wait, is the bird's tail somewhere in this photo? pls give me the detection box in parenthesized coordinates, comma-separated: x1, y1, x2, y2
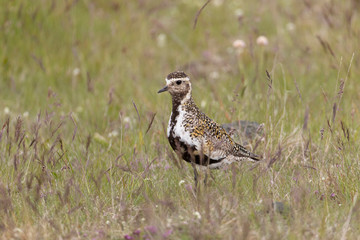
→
(234, 143, 261, 162)
(248, 152, 261, 162)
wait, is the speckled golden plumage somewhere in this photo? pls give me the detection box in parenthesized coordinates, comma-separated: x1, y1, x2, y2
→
(158, 71, 260, 169)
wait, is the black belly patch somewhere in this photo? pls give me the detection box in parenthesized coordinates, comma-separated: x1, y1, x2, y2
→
(168, 134, 224, 166)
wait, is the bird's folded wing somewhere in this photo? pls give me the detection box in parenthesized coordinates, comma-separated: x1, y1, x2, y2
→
(206, 149, 227, 161)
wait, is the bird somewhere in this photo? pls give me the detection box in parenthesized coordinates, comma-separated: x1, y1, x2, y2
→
(158, 71, 260, 172)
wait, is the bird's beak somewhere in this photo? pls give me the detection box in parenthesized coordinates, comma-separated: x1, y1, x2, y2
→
(157, 85, 168, 93)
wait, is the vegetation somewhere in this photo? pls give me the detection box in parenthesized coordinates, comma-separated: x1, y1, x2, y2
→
(1, 0, 359, 239)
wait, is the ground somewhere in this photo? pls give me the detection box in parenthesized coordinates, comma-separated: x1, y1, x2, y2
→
(0, 0, 360, 239)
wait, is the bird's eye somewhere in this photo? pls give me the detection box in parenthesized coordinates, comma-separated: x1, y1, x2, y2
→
(176, 80, 182, 85)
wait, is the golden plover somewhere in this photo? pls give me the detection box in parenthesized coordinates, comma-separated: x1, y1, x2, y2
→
(158, 71, 260, 170)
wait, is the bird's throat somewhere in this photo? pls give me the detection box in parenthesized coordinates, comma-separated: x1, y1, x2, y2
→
(171, 91, 191, 109)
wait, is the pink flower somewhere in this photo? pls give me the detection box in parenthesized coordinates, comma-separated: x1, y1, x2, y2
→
(145, 225, 157, 234)
(163, 229, 173, 238)
(124, 234, 133, 240)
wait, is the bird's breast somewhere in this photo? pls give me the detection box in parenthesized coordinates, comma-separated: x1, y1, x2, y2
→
(174, 109, 199, 146)
(167, 106, 200, 149)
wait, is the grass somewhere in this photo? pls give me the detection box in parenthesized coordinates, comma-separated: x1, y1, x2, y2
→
(1, 0, 360, 239)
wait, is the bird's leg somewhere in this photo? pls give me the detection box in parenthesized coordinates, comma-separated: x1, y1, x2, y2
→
(192, 162, 199, 189)
(204, 168, 208, 186)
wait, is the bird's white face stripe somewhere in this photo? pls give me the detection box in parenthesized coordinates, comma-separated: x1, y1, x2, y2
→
(165, 77, 190, 84)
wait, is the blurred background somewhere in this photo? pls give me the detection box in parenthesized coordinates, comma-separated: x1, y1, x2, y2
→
(2, 0, 358, 129)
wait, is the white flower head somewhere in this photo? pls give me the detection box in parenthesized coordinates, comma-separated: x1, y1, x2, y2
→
(200, 100, 207, 108)
(157, 33, 167, 48)
(193, 211, 201, 220)
(213, 0, 224, 7)
(256, 36, 269, 46)
(179, 180, 185, 186)
(123, 117, 131, 123)
(4, 107, 10, 115)
(73, 68, 80, 76)
(286, 22, 295, 31)
(166, 218, 172, 227)
(233, 39, 246, 49)
(234, 9, 244, 18)
(76, 106, 83, 113)
(209, 71, 219, 80)
(108, 130, 119, 138)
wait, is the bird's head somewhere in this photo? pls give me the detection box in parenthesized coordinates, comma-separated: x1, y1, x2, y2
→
(158, 71, 192, 102)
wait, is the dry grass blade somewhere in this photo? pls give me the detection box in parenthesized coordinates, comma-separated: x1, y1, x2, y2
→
(340, 193, 358, 240)
(5, 117, 10, 139)
(25, 196, 39, 215)
(51, 121, 64, 138)
(316, 35, 335, 57)
(69, 113, 77, 142)
(336, 53, 355, 116)
(85, 134, 91, 157)
(87, 71, 93, 92)
(293, 78, 302, 101)
(267, 145, 282, 168)
(14, 116, 23, 143)
(320, 128, 324, 140)
(132, 100, 141, 122)
(31, 54, 46, 72)
(145, 112, 156, 135)
(332, 102, 337, 123)
(266, 70, 272, 89)
(327, 119, 333, 134)
(0, 184, 12, 213)
(0, 122, 6, 142)
(302, 165, 317, 170)
(29, 139, 36, 148)
(193, 0, 211, 29)
(108, 87, 114, 105)
(340, 121, 350, 141)
(338, 79, 345, 98)
(141, 157, 157, 179)
(303, 106, 309, 131)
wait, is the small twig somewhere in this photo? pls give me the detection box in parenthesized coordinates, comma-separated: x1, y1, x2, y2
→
(193, 0, 211, 29)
